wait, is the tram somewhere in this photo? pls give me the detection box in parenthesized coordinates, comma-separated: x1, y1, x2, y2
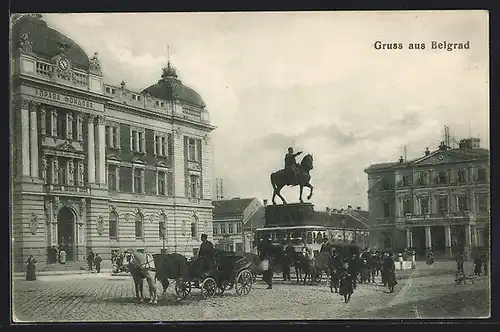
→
(254, 225, 362, 258)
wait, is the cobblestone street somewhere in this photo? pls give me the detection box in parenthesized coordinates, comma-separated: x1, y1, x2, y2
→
(12, 262, 490, 322)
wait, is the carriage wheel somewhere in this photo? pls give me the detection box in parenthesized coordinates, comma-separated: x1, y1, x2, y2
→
(216, 283, 227, 295)
(315, 270, 322, 283)
(175, 279, 191, 299)
(235, 270, 253, 296)
(201, 278, 217, 299)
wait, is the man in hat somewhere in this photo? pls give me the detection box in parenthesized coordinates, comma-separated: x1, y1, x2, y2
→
(198, 234, 214, 274)
(284, 147, 302, 184)
(320, 237, 333, 257)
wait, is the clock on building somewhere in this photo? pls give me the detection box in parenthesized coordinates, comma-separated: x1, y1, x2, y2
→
(58, 58, 69, 71)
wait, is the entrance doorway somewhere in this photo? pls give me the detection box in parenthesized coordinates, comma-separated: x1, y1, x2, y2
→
(412, 227, 426, 258)
(57, 207, 75, 261)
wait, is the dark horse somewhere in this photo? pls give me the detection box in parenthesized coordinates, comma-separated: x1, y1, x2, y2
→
(270, 154, 314, 205)
(152, 253, 190, 299)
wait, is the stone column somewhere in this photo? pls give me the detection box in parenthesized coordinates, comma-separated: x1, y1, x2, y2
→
(155, 170, 159, 195)
(464, 224, 472, 260)
(40, 106, 46, 136)
(77, 160, 84, 186)
(41, 156, 47, 184)
(20, 100, 31, 177)
(115, 167, 120, 191)
(135, 131, 140, 151)
(67, 159, 75, 186)
(87, 114, 96, 184)
(29, 102, 39, 178)
(51, 158, 59, 184)
(140, 132, 146, 153)
(76, 113, 83, 141)
(51, 108, 58, 137)
(470, 189, 476, 213)
(471, 225, 478, 248)
(131, 166, 135, 192)
(96, 116, 106, 184)
(140, 169, 145, 193)
(444, 225, 452, 257)
(406, 227, 412, 249)
(425, 226, 432, 256)
(66, 112, 73, 139)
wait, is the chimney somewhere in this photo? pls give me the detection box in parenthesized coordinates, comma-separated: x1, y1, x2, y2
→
(399, 156, 404, 163)
(326, 207, 331, 215)
(347, 205, 352, 211)
(438, 141, 448, 151)
(357, 206, 361, 210)
(425, 147, 430, 156)
(332, 208, 338, 213)
(263, 199, 268, 206)
(340, 208, 344, 213)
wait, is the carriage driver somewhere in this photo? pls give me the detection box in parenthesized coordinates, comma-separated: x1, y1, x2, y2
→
(285, 147, 302, 184)
(198, 234, 214, 274)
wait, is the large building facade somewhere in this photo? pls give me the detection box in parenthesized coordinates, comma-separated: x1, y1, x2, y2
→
(365, 138, 490, 259)
(10, 15, 216, 271)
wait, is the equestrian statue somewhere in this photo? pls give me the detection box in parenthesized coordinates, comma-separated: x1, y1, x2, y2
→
(270, 147, 314, 205)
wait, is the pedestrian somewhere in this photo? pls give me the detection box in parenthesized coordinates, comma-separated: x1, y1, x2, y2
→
(87, 250, 94, 271)
(481, 254, 488, 276)
(348, 254, 358, 289)
(338, 269, 354, 303)
(59, 247, 67, 264)
(94, 254, 102, 273)
(456, 252, 464, 273)
(26, 255, 36, 281)
(473, 255, 482, 276)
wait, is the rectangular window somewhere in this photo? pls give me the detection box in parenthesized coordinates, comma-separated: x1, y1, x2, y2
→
(213, 223, 218, 235)
(402, 175, 409, 187)
(106, 87, 111, 93)
(191, 222, 197, 238)
(457, 169, 466, 183)
(105, 127, 110, 148)
(457, 196, 468, 212)
(108, 166, 117, 191)
(188, 138, 197, 161)
(131, 130, 137, 151)
(478, 194, 488, 212)
(134, 169, 142, 193)
(220, 224, 226, 234)
(438, 196, 448, 215)
(189, 174, 200, 198)
(112, 127, 119, 148)
(156, 101, 160, 107)
(111, 88, 116, 94)
(236, 222, 242, 234)
(139, 132, 145, 152)
(478, 168, 487, 182)
(383, 202, 390, 217)
(402, 199, 412, 215)
(58, 159, 67, 185)
(57, 112, 66, 139)
(420, 197, 429, 215)
(157, 171, 166, 196)
(438, 171, 447, 184)
(166, 172, 173, 196)
(235, 243, 243, 253)
(228, 223, 234, 234)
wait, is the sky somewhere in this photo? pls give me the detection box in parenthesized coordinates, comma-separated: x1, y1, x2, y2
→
(41, 11, 489, 210)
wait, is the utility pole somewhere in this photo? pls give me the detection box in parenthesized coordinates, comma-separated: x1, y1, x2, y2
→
(403, 145, 407, 161)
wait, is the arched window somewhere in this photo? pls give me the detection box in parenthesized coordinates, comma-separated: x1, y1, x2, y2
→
(135, 213, 143, 239)
(191, 221, 197, 238)
(159, 214, 166, 239)
(109, 212, 118, 240)
(191, 214, 198, 238)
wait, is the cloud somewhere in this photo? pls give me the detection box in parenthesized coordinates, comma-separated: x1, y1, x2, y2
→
(40, 12, 489, 210)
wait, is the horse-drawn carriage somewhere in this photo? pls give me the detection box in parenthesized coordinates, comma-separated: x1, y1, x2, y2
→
(169, 250, 254, 299)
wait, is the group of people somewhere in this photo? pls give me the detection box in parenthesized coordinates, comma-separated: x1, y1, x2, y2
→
(86, 250, 103, 273)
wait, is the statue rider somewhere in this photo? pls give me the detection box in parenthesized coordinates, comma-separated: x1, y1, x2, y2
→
(285, 147, 302, 184)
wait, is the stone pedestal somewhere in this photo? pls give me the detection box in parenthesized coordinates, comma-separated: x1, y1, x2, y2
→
(264, 203, 315, 227)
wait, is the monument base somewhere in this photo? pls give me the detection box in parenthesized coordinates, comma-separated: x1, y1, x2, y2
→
(265, 203, 315, 227)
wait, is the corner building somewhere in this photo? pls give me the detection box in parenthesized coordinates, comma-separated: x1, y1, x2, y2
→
(11, 15, 216, 271)
(365, 139, 490, 260)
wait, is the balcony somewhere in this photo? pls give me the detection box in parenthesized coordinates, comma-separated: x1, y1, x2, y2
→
(397, 211, 476, 225)
(33, 60, 89, 90)
(44, 184, 90, 195)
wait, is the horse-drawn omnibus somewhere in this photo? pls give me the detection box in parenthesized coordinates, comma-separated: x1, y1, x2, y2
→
(254, 225, 362, 258)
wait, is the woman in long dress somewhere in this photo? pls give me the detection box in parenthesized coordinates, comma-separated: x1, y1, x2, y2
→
(26, 255, 36, 281)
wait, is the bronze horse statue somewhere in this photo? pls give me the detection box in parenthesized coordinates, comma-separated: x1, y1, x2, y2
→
(270, 153, 314, 205)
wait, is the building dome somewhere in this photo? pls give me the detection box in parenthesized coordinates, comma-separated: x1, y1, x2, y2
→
(142, 62, 205, 108)
(11, 14, 90, 70)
